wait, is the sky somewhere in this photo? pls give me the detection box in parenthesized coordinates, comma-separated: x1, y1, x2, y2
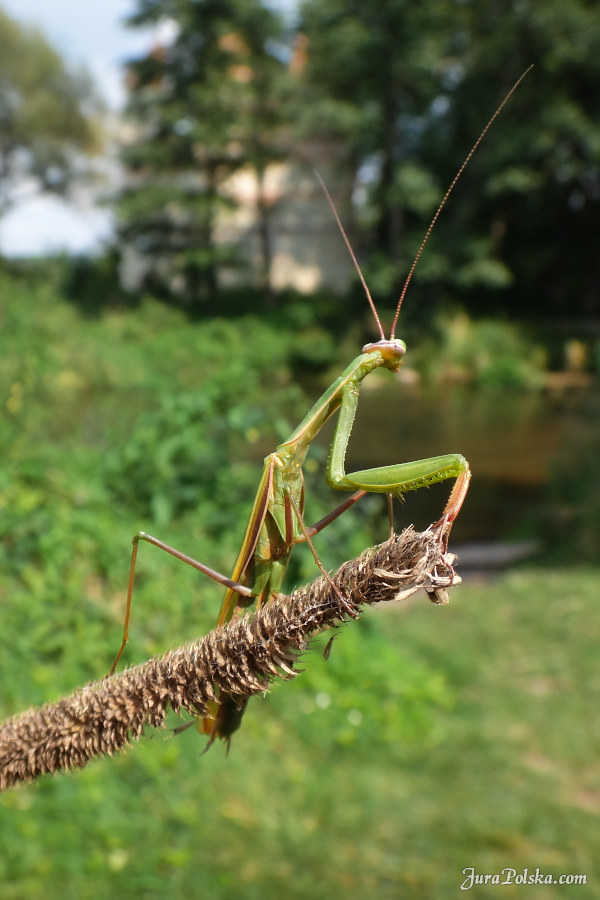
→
(0, 0, 154, 256)
(0, 0, 297, 257)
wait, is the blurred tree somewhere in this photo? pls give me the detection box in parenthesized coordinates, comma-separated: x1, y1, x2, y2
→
(296, 0, 453, 304)
(443, 0, 600, 320)
(297, 0, 600, 322)
(120, 0, 290, 308)
(0, 6, 101, 215)
(117, 0, 600, 322)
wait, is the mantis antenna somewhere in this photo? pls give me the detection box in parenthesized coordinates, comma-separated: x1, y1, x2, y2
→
(318, 65, 533, 340)
(315, 171, 385, 340)
(390, 65, 534, 338)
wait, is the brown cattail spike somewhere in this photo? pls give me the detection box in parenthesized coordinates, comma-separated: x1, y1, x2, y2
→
(0, 525, 460, 791)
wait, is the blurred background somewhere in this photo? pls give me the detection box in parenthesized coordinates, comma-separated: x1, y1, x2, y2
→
(1, 0, 600, 896)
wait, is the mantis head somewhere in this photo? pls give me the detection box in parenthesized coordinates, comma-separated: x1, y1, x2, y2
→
(362, 338, 406, 373)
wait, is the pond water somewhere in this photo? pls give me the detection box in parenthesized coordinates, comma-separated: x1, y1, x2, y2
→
(309, 375, 600, 544)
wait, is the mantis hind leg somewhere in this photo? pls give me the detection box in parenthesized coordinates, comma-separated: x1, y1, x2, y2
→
(298, 489, 367, 540)
(107, 531, 253, 677)
(387, 493, 395, 538)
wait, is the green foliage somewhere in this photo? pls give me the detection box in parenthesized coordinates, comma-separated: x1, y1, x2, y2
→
(0, 274, 598, 897)
(105, 317, 305, 528)
(0, 271, 378, 695)
(538, 388, 600, 562)
(298, 0, 450, 276)
(414, 310, 547, 391)
(277, 623, 454, 751)
(296, 0, 600, 321)
(2, 558, 600, 897)
(115, 0, 600, 322)
(0, 6, 101, 213)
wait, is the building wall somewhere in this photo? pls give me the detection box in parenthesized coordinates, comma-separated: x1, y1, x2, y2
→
(216, 138, 356, 294)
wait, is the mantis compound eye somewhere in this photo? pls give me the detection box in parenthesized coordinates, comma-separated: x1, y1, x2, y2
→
(361, 339, 407, 359)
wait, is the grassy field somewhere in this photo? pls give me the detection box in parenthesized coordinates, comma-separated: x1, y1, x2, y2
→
(1, 571, 598, 898)
(0, 276, 598, 897)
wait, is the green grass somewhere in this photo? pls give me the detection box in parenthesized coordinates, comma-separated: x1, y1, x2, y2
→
(1, 571, 598, 898)
(0, 276, 597, 897)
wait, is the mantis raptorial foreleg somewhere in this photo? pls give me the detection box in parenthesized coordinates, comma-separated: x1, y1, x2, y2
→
(324, 376, 471, 543)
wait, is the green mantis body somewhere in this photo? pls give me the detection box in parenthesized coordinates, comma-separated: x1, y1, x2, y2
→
(113, 335, 470, 747)
(111, 71, 530, 748)
(219, 339, 467, 623)
(203, 339, 470, 741)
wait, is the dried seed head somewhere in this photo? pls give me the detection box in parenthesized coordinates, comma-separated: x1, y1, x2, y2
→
(0, 526, 458, 791)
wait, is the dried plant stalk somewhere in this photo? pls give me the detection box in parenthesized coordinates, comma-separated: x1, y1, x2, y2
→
(0, 526, 459, 791)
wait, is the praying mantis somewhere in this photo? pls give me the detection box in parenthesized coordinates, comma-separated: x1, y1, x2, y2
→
(109, 69, 531, 749)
